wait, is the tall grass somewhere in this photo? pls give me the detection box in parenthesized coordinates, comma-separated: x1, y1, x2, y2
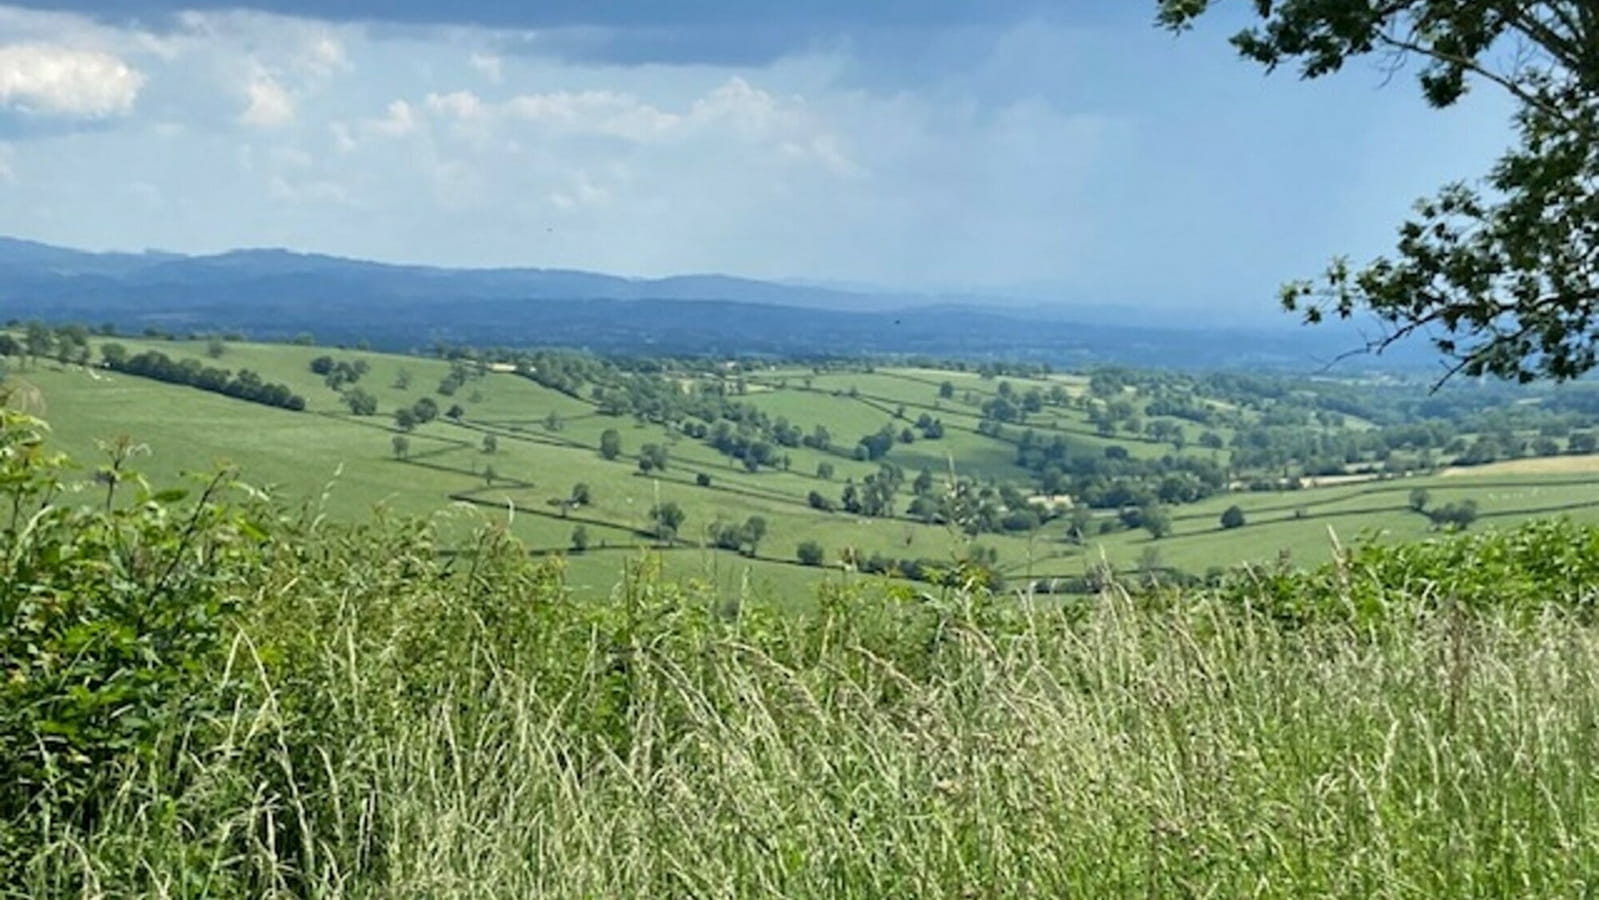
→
(21, 577, 1599, 896)
(8, 405, 1599, 897)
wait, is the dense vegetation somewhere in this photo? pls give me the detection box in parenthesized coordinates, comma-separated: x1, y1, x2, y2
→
(8, 405, 1599, 896)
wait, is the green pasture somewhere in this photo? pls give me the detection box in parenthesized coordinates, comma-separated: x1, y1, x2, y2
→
(14, 338, 1599, 596)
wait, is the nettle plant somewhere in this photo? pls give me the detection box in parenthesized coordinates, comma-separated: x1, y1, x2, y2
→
(0, 409, 273, 865)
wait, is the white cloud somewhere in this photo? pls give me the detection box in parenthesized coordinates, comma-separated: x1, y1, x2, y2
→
(0, 43, 144, 117)
(505, 90, 668, 132)
(239, 67, 295, 128)
(299, 34, 350, 78)
(365, 99, 417, 137)
(331, 99, 418, 150)
(781, 134, 864, 178)
(420, 78, 841, 153)
(426, 90, 484, 120)
(175, 9, 352, 79)
(468, 52, 502, 84)
(269, 174, 352, 205)
(499, 89, 680, 140)
(690, 77, 779, 136)
(0, 8, 182, 61)
(549, 169, 611, 211)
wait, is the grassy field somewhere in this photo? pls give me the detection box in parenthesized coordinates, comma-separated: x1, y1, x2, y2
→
(14, 336, 1599, 599)
(1443, 453, 1599, 476)
(1064, 473, 1599, 576)
(13, 455, 1599, 896)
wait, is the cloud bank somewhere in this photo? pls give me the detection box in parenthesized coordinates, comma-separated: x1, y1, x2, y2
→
(0, 43, 143, 116)
(0, 2, 1516, 312)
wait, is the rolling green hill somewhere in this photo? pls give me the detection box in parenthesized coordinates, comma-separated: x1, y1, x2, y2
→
(11, 332, 1599, 602)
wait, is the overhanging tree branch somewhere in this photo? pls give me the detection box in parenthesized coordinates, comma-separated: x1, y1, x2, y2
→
(1160, 0, 1599, 384)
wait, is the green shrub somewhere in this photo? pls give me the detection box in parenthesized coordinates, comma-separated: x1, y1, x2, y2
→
(796, 540, 825, 566)
(1222, 518, 1599, 627)
(0, 411, 272, 875)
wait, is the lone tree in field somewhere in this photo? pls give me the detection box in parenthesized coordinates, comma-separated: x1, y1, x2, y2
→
(1142, 503, 1173, 540)
(1409, 487, 1432, 513)
(481, 433, 498, 455)
(570, 525, 589, 553)
(391, 434, 410, 460)
(599, 428, 622, 461)
(1160, 1, 1599, 383)
(649, 502, 685, 541)
(797, 540, 825, 566)
(344, 388, 378, 416)
(1067, 506, 1095, 544)
(742, 516, 768, 556)
(23, 322, 51, 369)
(1220, 504, 1246, 530)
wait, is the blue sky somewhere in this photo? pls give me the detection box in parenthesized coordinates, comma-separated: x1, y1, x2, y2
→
(0, 1, 1515, 315)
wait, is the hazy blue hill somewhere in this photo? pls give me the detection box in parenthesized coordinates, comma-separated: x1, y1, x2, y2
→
(0, 237, 181, 276)
(0, 236, 1431, 370)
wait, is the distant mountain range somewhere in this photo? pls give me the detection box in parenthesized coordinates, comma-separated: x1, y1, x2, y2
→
(0, 236, 1436, 372)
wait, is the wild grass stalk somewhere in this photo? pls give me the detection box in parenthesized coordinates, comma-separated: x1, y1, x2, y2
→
(18, 579, 1599, 898)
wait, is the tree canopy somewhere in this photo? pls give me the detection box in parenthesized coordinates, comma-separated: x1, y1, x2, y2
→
(1160, 1, 1599, 382)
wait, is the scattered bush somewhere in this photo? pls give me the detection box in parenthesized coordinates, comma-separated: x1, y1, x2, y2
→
(796, 540, 825, 566)
(1426, 499, 1480, 530)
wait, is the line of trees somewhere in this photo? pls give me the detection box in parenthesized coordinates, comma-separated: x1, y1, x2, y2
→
(102, 344, 306, 412)
(1409, 489, 1480, 531)
(843, 547, 1003, 591)
(0, 322, 91, 369)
